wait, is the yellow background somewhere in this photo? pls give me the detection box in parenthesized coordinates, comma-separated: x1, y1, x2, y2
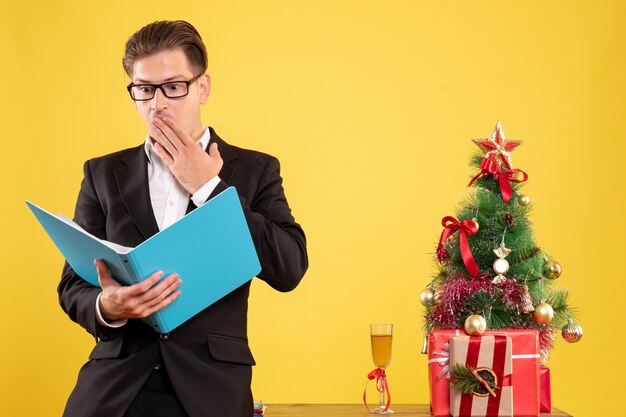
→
(1, 1, 623, 416)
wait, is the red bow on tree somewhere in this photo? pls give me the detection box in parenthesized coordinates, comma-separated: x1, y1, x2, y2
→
(468, 156, 528, 204)
(436, 216, 479, 278)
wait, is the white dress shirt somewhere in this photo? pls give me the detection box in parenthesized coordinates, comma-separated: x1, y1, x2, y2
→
(95, 127, 221, 327)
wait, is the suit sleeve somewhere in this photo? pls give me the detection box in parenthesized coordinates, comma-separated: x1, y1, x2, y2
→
(57, 160, 118, 341)
(211, 156, 308, 292)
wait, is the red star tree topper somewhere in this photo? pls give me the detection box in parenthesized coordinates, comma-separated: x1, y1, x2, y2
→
(472, 121, 523, 169)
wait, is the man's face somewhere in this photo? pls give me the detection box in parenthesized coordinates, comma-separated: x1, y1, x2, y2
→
(131, 48, 210, 140)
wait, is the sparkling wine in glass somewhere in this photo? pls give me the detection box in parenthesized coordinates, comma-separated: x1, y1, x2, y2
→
(370, 324, 393, 414)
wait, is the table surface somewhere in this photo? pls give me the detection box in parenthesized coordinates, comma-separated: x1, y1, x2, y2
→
(264, 404, 572, 416)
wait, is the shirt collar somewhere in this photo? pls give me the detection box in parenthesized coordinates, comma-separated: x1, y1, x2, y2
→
(144, 127, 211, 164)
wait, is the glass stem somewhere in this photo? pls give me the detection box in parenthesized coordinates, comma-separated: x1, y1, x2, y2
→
(378, 373, 385, 408)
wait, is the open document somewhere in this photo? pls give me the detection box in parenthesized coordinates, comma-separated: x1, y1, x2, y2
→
(27, 187, 261, 333)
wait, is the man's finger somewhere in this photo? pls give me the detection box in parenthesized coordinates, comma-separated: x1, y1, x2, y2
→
(126, 270, 165, 296)
(161, 116, 194, 146)
(140, 289, 182, 318)
(94, 259, 107, 277)
(95, 259, 119, 288)
(154, 142, 173, 166)
(137, 273, 181, 305)
(208, 142, 221, 160)
(151, 124, 178, 156)
(155, 117, 188, 148)
(142, 276, 182, 309)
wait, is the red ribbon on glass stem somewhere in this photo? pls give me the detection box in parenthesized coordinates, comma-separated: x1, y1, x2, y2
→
(468, 157, 528, 204)
(363, 368, 391, 413)
(436, 216, 479, 278)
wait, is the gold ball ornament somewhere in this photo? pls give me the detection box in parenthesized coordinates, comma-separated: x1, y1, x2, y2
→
(544, 260, 562, 279)
(464, 314, 487, 336)
(419, 288, 435, 306)
(561, 319, 583, 343)
(472, 217, 479, 231)
(518, 194, 531, 206)
(533, 302, 554, 324)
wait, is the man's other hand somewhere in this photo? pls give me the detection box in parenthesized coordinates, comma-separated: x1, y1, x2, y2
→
(95, 259, 182, 321)
(151, 116, 223, 194)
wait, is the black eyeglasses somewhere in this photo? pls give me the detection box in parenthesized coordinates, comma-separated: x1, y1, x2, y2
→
(127, 74, 202, 101)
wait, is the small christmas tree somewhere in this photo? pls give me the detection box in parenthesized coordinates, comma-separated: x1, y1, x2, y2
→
(421, 122, 583, 360)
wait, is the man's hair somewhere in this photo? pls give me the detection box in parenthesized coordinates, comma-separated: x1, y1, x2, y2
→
(122, 20, 208, 77)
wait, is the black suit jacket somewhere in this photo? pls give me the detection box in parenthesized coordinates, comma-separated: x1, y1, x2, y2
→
(58, 128, 308, 417)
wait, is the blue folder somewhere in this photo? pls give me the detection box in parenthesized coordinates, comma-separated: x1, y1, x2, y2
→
(26, 187, 261, 333)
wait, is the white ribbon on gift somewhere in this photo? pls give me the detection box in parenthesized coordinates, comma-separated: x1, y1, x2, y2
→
(427, 329, 461, 381)
(512, 354, 541, 359)
(428, 342, 451, 381)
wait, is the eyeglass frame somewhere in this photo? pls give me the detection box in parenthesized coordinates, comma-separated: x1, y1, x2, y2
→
(126, 74, 203, 101)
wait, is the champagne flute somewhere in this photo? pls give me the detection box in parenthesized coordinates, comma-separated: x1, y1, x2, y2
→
(370, 324, 393, 414)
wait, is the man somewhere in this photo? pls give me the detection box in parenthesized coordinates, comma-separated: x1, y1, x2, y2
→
(58, 20, 308, 417)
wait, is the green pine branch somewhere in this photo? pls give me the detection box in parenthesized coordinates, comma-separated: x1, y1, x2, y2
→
(464, 291, 525, 329)
(450, 363, 498, 394)
(450, 363, 480, 394)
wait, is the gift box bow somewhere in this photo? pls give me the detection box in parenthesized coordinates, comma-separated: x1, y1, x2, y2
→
(429, 341, 451, 381)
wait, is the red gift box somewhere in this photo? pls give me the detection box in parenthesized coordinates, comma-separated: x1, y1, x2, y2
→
(428, 329, 540, 417)
(428, 330, 463, 416)
(449, 335, 513, 417)
(540, 366, 551, 412)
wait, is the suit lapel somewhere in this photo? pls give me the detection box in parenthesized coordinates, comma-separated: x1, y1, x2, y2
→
(185, 127, 238, 214)
(210, 127, 238, 183)
(115, 146, 160, 240)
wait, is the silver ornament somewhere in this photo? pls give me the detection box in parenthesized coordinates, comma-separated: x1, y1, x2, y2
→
(521, 286, 535, 313)
(562, 318, 583, 343)
(421, 333, 429, 354)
